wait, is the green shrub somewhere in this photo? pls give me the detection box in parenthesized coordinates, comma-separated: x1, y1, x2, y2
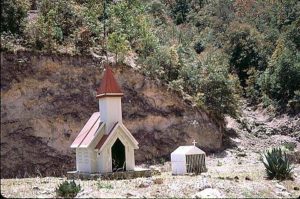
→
(97, 181, 113, 189)
(56, 180, 81, 198)
(25, 0, 82, 51)
(193, 41, 204, 54)
(261, 147, 293, 180)
(288, 90, 300, 113)
(281, 142, 297, 151)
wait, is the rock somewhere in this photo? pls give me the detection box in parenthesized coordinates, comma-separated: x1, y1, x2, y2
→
(138, 183, 148, 188)
(286, 149, 300, 164)
(76, 189, 92, 198)
(201, 173, 211, 178)
(275, 184, 286, 191)
(149, 167, 162, 176)
(237, 146, 245, 152)
(245, 176, 252, 181)
(149, 165, 161, 172)
(193, 188, 224, 198)
(275, 191, 290, 198)
(225, 176, 234, 180)
(153, 178, 163, 185)
(234, 176, 239, 180)
(138, 180, 152, 188)
(126, 192, 136, 197)
(294, 187, 299, 191)
(196, 178, 212, 191)
(40, 190, 51, 195)
(237, 152, 247, 157)
(32, 186, 40, 190)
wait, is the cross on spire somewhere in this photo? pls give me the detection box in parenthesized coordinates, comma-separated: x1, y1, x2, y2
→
(192, 140, 197, 146)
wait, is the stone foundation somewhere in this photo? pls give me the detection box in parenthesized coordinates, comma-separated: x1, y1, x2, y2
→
(67, 168, 160, 180)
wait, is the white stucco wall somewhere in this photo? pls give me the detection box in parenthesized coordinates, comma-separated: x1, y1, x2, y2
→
(88, 149, 97, 173)
(76, 148, 90, 172)
(171, 153, 187, 175)
(96, 127, 136, 173)
(99, 97, 122, 134)
(76, 148, 98, 173)
(97, 148, 111, 173)
(125, 146, 135, 171)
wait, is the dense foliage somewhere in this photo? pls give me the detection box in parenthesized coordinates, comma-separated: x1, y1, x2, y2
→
(262, 147, 293, 180)
(1, 0, 30, 34)
(1, 0, 300, 119)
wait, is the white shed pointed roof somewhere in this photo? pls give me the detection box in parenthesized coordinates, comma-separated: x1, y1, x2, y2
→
(95, 122, 139, 152)
(171, 145, 205, 155)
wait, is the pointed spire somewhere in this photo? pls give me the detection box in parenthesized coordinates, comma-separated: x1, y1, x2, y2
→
(96, 65, 123, 99)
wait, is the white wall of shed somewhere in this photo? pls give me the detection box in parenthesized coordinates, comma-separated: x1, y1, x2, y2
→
(76, 148, 91, 173)
(88, 148, 97, 173)
(171, 153, 187, 175)
(96, 148, 111, 173)
(125, 146, 135, 170)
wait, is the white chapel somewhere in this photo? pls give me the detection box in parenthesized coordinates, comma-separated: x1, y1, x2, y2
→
(71, 66, 139, 173)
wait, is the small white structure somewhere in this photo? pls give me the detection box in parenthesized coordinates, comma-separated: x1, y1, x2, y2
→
(171, 142, 206, 175)
(70, 66, 139, 173)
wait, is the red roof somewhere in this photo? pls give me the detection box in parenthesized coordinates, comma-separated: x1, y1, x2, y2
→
(70, 112, 102, 148)
(96, 66, 123, 98)
(95, 122, 118, 150)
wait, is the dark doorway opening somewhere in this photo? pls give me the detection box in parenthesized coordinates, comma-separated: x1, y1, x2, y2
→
(111, 138, 126, 172)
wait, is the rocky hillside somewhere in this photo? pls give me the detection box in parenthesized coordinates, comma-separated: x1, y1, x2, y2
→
(0, 52, 223, 178)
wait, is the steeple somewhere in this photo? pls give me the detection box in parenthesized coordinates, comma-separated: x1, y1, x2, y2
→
(97, 66, 123, 134)
(96, 66, 123, 99)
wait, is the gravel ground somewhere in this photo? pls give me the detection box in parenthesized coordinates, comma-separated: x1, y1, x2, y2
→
(1, 149, 299, 198)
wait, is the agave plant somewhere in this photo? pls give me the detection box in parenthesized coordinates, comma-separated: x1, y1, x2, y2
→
(56, 180, 81, 198)
(261, 147, 293, 180)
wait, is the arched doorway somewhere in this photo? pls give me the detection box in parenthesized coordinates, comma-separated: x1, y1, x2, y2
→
(111, 138, 126, 172)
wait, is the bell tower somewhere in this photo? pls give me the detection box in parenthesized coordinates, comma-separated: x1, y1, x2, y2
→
(96, 66, 123, 134)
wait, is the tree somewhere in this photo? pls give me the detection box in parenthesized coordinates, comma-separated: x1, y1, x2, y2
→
(225, 22, 266, 88)
(107, 32, 130, 63)
(171, 0, 190, 25)
(197, 50, 239, 119)
(108, 0, 157, 56)
(1, 0, 30, 34)
(260, 38, 300, 107)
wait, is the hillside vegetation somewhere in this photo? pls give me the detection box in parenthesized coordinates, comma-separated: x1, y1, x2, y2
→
(1, 0, 300, 119)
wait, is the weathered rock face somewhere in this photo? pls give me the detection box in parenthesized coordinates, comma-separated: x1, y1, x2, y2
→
(0, 52, 223, 178)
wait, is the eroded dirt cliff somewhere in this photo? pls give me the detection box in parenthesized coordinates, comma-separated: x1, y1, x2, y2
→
(0, 52, 223, 178)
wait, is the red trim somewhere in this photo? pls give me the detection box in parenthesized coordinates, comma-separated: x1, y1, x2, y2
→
(96, 94, 124, 99)
(95, 135, 109, 150)
(95, 122, 119, 149)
